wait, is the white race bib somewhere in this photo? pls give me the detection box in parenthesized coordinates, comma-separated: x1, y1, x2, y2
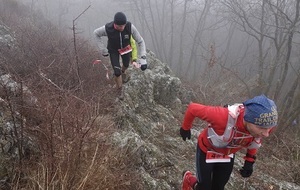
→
(206, 151, 233, 163)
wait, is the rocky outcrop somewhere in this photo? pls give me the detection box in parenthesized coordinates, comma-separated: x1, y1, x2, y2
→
(0, 24, 37, 186)
(112, 50, 194, 189)
(0, 73, 38, 186)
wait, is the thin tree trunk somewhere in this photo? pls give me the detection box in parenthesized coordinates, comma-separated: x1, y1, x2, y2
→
(177, 0, 189, 75)
(257, 0, 266, 93)
(185, 0, 212, 78)
(168, 0, 175, 67)
(274, 0, 300, 100)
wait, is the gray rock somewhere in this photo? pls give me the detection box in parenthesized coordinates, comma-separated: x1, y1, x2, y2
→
(0, 24, 15, 49)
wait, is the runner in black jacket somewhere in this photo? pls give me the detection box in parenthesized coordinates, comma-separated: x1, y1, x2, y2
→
(94, 12, 147, 100)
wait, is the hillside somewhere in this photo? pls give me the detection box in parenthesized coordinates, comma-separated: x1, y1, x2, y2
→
(1, 1, 300, 190)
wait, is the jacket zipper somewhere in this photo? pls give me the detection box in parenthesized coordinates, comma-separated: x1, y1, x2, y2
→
(119, 32, 123, 48)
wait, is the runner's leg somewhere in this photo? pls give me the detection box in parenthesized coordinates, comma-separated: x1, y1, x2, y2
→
(121, 53, 130, 72)
(211, 156, 234, 190)
(195, 146, 213, 190)
(110, 52, 122, 77)
(121, 53, 131, 83)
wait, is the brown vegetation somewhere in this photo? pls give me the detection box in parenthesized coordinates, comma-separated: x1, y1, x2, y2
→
(0, 1, 143, 189)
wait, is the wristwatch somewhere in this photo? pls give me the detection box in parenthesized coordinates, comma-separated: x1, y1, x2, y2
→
(141, 55, 146, 59)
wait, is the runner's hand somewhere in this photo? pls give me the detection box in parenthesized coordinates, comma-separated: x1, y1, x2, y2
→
(102, 49, 109, 57)
(141, 64, 147, 71)
(180, 128, 191, 141)
(140, 56, 147, 71)
(240, 161, 254, 178)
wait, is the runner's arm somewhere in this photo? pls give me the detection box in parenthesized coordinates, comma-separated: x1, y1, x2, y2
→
(182, 103, 227, 131)
(94, 26, 108, 55)
(131, 24, 146, 57)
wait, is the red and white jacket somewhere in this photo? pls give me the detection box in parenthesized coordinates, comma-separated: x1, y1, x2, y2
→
(182, 103, 261, 162)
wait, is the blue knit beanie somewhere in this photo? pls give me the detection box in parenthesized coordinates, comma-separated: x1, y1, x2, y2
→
(114, 12, 127, 25)
(243, 94, 278, 128)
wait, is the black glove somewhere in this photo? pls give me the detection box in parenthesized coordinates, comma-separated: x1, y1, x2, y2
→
(141, 64, 147, 71)
(240, 160, 254, 178)
(140, 55, 147, 71)
(180, 128, 191, 141)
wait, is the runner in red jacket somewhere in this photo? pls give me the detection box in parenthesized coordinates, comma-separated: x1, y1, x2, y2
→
(180, 94, 278, 190)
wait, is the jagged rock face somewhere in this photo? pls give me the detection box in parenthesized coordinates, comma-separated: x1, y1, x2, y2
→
(0, 25, 36, 181)
(0, 24, 15, 48)
(0, 73, 37, 180)
(112, 51, 195, 189)
(124, 51, 183, 112)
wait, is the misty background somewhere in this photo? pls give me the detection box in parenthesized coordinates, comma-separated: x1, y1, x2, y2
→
(21, 0, 300, 127)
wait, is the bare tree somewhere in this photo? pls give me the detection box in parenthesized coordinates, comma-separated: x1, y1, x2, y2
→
(176, 0, 191, 72)
(273, 0, 300, 100)
(72, 5, 91, 91)
(219, 0, 300, 127)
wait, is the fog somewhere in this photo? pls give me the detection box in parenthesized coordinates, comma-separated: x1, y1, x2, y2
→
(23, 0, 258, 73)
(17, 0, 300, 125)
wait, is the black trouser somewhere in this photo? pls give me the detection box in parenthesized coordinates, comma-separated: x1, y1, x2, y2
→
(109, 52, 130, 77)
(195, 146, 234, 190)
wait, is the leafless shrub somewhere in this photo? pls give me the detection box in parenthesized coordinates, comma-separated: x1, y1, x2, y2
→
(20, 93, 140, 189)
(0, 1, 142, 189)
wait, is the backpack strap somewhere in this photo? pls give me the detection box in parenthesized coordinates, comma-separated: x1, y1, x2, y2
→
(207, 104, 242, 148)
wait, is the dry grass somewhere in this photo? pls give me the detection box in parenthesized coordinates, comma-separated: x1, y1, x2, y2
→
(0, 1, 143, 189)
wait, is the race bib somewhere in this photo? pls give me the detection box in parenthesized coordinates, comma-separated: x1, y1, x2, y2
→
(118, 45, 132, 55)
(206, 151, 233, 163)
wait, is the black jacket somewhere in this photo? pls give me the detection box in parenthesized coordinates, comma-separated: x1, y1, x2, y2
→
(105, 21, 132, 53)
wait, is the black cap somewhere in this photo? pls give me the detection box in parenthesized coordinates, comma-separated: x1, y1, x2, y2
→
(114, 12, 127, 25)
